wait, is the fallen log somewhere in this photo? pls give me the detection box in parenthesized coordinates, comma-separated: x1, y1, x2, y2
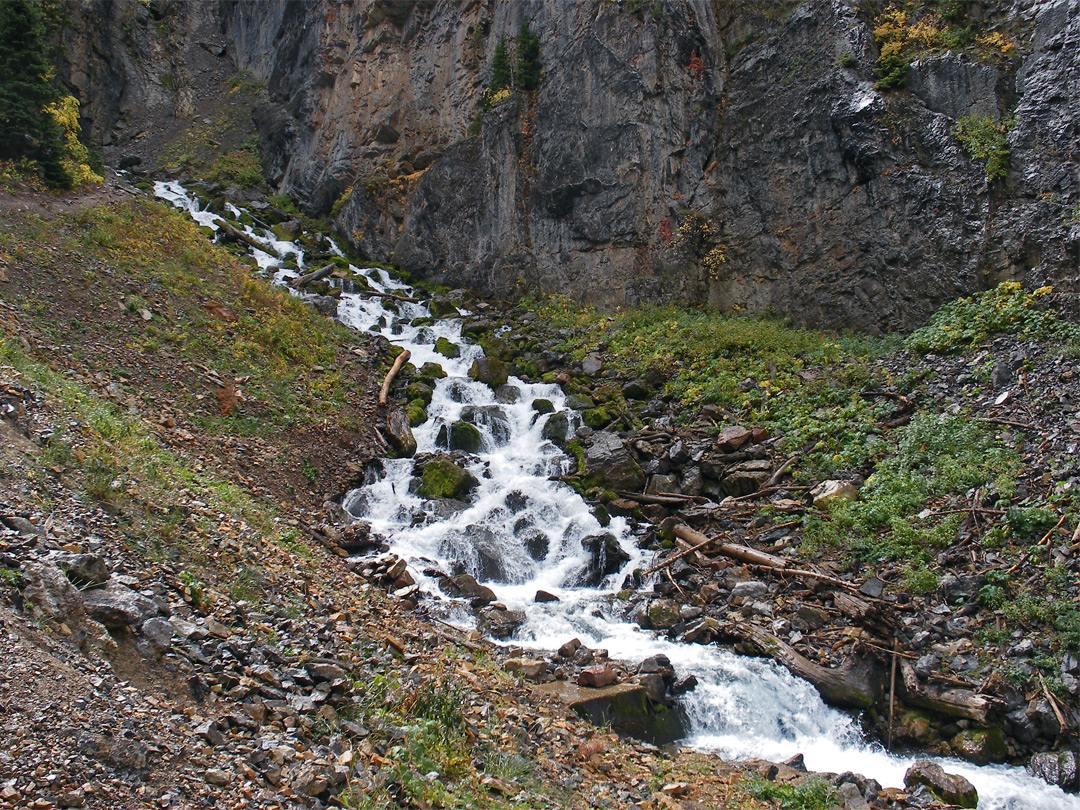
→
(618, 491, 708, 506)
(378, 350, 411, 407)
(899, 660, 999, 723)
(673, 524, 788, 569)
(292, 263, 336, 288)
(362, 290, 420, 304)
(644, 533, 722, 576)
(220, 221, 282, 259)
(730, 622, 884, 709)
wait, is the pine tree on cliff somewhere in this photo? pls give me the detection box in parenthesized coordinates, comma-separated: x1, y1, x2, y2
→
(0, 0, 69, 187)
(490, 37, 512, 93)
(515, 22, 542, 92)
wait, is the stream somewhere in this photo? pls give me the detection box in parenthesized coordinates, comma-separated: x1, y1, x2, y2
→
(155, 181, 1079, 809)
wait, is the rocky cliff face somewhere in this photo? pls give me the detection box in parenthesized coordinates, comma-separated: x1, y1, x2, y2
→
(61, 0, 1080, 331)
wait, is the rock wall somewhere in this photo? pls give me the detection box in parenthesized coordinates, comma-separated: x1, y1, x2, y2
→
(60, 0, 1080, 331)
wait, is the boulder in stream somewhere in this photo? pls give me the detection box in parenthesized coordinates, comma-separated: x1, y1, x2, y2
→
(904, 761, 978, 808)
(417, 455, 478, 499)
(385, 409, 417, 458)
(477, 605, 525, 639)
(576, 532, 630, 587)
(469, 357, 509, 388)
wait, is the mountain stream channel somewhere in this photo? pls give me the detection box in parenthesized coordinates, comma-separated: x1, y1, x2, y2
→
(156, 181, 1078, 809)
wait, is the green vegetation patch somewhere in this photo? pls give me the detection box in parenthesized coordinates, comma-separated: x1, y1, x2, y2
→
(954, 115, 1013, 180)
(529, 296, 897, 477)
(906, 282, 1080, 354)
(805, 413, 1020, 563)
(744, 775, 837, 810)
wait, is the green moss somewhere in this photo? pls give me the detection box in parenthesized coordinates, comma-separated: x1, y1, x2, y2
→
(434, 336, 460, 359)
(406, 402, 428, 427)
(418, 457, 478, 500)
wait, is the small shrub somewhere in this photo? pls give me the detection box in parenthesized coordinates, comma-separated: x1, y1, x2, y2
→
(954, 114, 1012, 180)
(745, 775, 837, 810)
(836, 51, 857, 68)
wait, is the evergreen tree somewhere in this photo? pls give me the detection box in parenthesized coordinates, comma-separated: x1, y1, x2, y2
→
(490, 37, 512, 93)
(0, 0, 69, 186)
(515, 22, 542, 92)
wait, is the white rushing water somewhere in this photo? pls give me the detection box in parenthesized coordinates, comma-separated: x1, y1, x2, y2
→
(155, 182, 1079, 810)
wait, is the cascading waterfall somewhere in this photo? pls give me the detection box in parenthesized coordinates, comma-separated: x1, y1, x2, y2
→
(155, 181, 1080, 810)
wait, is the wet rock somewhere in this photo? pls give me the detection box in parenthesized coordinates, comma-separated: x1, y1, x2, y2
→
(417, 456, 478, 500)
(564, 396, 594, 414)
(722, 460, 772, 496)
(584, 432, 644, 491)
(578, 664, 618, 688)
(558, 638, 582, 658)
(532, 398, 555, 415)
(476, 605, 525, 639)
(576, 532, 630, 587)
(904, 761, 978, 808)
(950, 728, 1008, 765)
(469, 357, 509, 388)
(428, 296, 459, 318)
(461, 404, 512, 444)
(46, 552, 110, 589)
(447, 573, 496, 606)
(524, 533, 549, 561)
(811, 479, 859, 507)
(446, 420, 483, 452)
(541, 411, 573, 446)
(534, 589, 559, 603)
(434, 336, 460, 358)
(82, 583, 158, 629)
(645, 599, 680, 630)
(494, 384, 520, 404)
(385, 409, 417, 458)
(1028, 750, 1079, 792)
(405, 381, 433, 406)
(419, 361, 447, 380)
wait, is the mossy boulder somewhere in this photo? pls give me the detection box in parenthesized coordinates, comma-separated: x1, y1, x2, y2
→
(479, 334, 513, 360)
(565, 394, 595, 410)
(419, 362, 447, 380)
(532, 398, 555, 415)
(434, 337, 460, 359)
(469, 357, 509, 388)
(407, 402, 428, 427)
(429, 296, 459, 318)
(583, 406, 613, 429)
(411, 316, 435, 328)
(418, 456, 478, 500)
(406, 381, 433, 407)
(441, 420, 483, 453)
(950, 728, 1008, 765)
